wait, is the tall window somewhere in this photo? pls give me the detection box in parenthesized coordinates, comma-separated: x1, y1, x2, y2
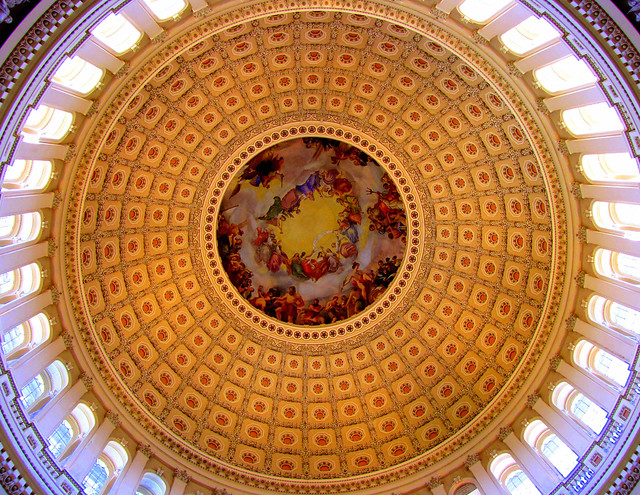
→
(524, 420, 578, 477)
(458, 0, 513, 23)
(21, 105, 73, 143)
(1, 160, 53, 192)
(588, 295, 640, 335)
(573, 339, 631, 387)
(48, 420, 72, 458)
(490, 453, 541, 495)
(533, 55, 597, 94)
(83, 458, 109, 495)
(591, 201, 640, 240)
(20, 375, 44, 409)
(136, 472, 167, 495)
(500, 16, 560, 55)
(1, 324, 25, 355)
(571, 393, 608, 434)
(52, 57, 103, 96)
(140, 0, 187, 21)
(91, 13, 142, 55)
(580, 153, 640, 183)
(562, 103, 624, 137)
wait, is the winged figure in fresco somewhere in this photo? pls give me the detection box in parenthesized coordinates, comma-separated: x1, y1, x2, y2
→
(229, 151, 284, 197)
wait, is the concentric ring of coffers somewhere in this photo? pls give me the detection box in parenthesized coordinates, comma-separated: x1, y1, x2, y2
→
(66, 3, 564, 491)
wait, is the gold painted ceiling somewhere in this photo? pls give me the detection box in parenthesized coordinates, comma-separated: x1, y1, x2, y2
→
(62, 2, 569, 492)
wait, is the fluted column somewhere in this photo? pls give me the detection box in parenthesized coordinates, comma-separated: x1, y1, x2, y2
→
(0, 192, 54, 217)
(574, 318, 637, 362)
(584, 275, 640, 312)
(0, 291, 52, 334)
(529, 393, 592, 453)
(501, 427, 559, 491)
(75, 39, 125, 74)
(35, 375, 90, 438)
(580, 184, 640, 203)
(122, 1, 163, 39)
(10, 335, 66, 388)
(585, 229, 640, 257)
(168, 469, 190, 495)
(477, 3, 531, 40)
(465, 454, 503, 494)
(556, 360, 618, 410)
(514, 41, 573, 73)
(14, 139, 68, 161)
(0, 243, 48, 272)
(107, 444, 152, 495)
(66, 411, 119, 480)
(40, 87, 93, 115)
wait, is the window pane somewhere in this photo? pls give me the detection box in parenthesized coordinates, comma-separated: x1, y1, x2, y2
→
(48, 420, 72, 458)
(505, 470, 541, 495)
(541, 434, 578, 477)
(1, 324, 25, 355)
(571, 394, 608, 434)
(20, 375, 44, 409)
(83, 459, 109, 495)
(594, 349, 630, 386)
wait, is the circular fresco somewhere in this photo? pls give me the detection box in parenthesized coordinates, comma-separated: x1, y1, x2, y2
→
(217, 137, 406, 325)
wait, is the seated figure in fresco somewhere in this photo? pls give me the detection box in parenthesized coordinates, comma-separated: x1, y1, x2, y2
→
(301, 298, 325, 325)
(274, 286, 305, 323)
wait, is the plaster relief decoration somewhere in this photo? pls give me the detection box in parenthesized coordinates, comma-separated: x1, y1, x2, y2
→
(217, 137, 406, 325)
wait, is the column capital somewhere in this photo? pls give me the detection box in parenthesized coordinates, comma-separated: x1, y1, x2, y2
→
(427, 476, 443, 488)
(498, 425, 513, 440)
(138, 443, 153, 458)
(105, 410, 122, 427)
(526, 392, 540, 408)
(174, 468, 190, 483)
(464, 453, 479, 467)
(80, 373, 93, 389)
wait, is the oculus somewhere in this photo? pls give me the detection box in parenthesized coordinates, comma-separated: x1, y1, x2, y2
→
(217, 137, 406, 325)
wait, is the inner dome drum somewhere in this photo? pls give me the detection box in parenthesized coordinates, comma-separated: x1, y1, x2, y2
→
(217, 137, 407, 325)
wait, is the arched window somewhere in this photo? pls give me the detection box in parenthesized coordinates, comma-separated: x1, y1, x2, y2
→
(20, 374, 44, 410)
(588, 294, 640, 335)
(523, 419, 578, 477)
(533, 55, 598, 94)
(52, 56, 103, 96)
(593, 248, 640, 286)
(0, 212, 43, 246)
(0, 262, 42, 305)
(561, 103, 624, 137)
(140, 0, 187, 21)
(591, 201, 640, 240)
(500, 16, 560, 55)
(83, 458, 109, 495)
(83, 440, 129, 495)
(21, 105, 74, 143)
(19, 360, 69, 415)
(48, 419, 73, 458)
(47, 402, 96, 460)
(458, 0, 513, 24)
(573, 340, 631, 387)
(552, 381, 608, 434)
(1, 160, 53, 192)
(91, 13, 142, 55)
(136, 472, 167, 495)
(490, 453, 541, 495)
(1, 324, 25, 355)
(580, 153, 640, 183)
(452, 482, 481, 495)
(1, 313, 50, 360)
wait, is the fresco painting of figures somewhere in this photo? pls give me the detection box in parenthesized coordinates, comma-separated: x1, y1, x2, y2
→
(217, 137, 406, 326)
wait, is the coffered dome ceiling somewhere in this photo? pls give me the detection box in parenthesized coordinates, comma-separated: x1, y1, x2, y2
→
(60, 2, 572, 491)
